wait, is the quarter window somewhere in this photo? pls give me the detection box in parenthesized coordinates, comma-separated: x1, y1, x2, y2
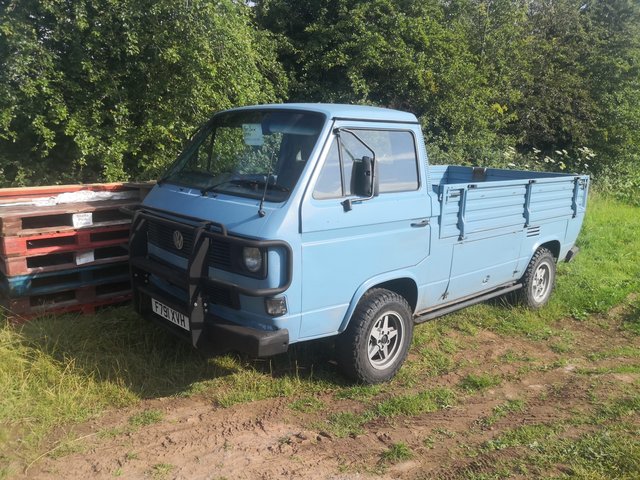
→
(313, 140, 342, 199)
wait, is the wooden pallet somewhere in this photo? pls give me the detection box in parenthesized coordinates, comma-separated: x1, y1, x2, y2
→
(1, 262, 130, 297)
(0, 224, 131, 257)
(0, 182, 153, 206)
(0, 199, 137, 237)
(0, 244, 129, 276)
(4, 295, 133, 323)
(2, 278, 132, 316)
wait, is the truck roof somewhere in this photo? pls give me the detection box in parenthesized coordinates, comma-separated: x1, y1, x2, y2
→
(224, 103, 419, 124)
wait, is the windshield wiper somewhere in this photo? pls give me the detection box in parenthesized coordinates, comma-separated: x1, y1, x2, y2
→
(201, 178, 289, 196)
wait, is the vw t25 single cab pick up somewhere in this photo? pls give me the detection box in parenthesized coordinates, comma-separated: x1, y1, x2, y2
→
(128, 104, 589, 383)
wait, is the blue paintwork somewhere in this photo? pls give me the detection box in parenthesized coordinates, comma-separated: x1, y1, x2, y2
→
(141, 103, 589, 345)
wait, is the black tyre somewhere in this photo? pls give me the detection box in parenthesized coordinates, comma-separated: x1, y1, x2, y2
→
(518, 248, 556, 309)
(336, 288, 413, 384)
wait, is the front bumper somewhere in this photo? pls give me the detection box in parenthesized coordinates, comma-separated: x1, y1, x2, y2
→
(128, 206, 291, 357)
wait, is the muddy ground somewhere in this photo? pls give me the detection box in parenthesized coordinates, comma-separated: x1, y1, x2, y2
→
(15, 308, 640, 480)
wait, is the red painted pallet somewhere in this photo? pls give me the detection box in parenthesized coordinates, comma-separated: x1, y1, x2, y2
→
(0, 198, 137, 237)
(0, 244, 129, 276)
(0, 182, 152, 205)
(0, 223, 131, 257)
(2, 279, 132, 316)
(4, 295, 133, 323)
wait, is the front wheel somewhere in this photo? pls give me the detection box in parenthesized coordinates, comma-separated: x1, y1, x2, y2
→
(518, 248, 557, 309)
(336, 289, 413, 384)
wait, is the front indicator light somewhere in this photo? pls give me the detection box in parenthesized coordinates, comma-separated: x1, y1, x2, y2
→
(265, 297, 287, 317)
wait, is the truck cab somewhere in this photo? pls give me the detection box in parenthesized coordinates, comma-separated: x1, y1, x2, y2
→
(129, 103, 588, 383)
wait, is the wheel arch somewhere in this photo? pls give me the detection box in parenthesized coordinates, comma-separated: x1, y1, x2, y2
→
(531, 239, 561, 262)
(338, 273, 418, 333)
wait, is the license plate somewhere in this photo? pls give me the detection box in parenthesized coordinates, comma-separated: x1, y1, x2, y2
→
(151, 298, 189, 331)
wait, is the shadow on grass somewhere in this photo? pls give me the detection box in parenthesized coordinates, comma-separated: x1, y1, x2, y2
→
(622, 299, 640, 335)
(16, 305, 343, 400)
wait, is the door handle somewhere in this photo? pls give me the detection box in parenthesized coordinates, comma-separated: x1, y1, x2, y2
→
(411, 219, 429, 227)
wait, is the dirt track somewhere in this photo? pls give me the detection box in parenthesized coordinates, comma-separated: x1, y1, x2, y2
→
(18, 313, 639, 480)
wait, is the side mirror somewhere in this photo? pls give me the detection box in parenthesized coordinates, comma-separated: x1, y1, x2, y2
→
(351, 156, 378, 197)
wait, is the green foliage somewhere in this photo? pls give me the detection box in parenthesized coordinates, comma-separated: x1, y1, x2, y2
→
(0, 0, 286, 185)
(256, 0, 640, 183)
(2, 0, 639, 190)
(256, 0, 513, 164)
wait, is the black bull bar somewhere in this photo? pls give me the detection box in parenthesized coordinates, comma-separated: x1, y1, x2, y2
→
(126, 205, 292, 356)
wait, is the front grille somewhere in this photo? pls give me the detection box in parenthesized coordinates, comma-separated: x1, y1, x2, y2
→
(146, 219, 233, 270)
(209, 242, 233, 270)
(147, 221, 194, 257)
(204, 283, 239, 309)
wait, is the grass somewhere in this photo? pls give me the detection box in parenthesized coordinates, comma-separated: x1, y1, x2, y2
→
(459, 373, 502, 392)
(623, 295, 640, 335)
(1, 194, 639, 474)
(148, 463, 174, 480)
(483, 420, 640, 479)
(334, 384, 383, 401)
(0, 308, 337, 463)
(192, 366, 333, 407)
(380, 442, 413, 464)
(485, 423, 563, 451)
(289, 396, 325, 413)
(587, 346, 640, 361)
(129, 409, 163, 427)
(476, 381, 640, 479)
(318, 387, 456, 438)
(375, 388, 456, 417)
(579, 364, 640, 375)
(320, 411, 374, 438)
(0, 317, 138, 452)
(597, 395, 640, 420)
(480, 399, 526, 428)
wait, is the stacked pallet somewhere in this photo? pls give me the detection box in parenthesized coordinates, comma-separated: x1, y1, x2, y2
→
(0, 183, 151, 321)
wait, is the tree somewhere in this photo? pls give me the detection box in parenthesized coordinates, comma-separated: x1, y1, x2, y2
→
(0, 0, 287, 185)
(256, 0, 513, 165)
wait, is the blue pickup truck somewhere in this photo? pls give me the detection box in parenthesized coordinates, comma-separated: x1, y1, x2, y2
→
(128, 104, 589, 383)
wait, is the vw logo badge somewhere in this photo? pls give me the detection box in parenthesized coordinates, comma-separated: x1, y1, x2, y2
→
(173, 230, 184, 250)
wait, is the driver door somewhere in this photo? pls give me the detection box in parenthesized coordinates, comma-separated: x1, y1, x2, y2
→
(298, 122, 431, 339)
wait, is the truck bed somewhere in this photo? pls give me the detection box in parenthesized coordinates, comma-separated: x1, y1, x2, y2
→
(429, 165, 589, 241)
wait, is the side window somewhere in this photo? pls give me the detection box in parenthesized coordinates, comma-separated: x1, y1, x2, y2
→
(312, 130, 419, 200)
(357, 130, 419, 193)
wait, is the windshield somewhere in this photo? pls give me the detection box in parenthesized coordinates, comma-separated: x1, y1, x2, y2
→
(161, 109, 326, 202)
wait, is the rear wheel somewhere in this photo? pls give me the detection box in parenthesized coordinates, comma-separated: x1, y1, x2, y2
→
(519, 248, 556, 309)
(336, 288, 413, 384)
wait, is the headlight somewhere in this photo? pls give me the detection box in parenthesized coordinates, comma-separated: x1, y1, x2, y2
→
(242, 247, 263, 273)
